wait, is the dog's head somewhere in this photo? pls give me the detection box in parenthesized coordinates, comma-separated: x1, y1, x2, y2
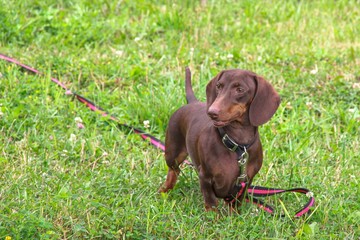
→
(206, 69, 280, 127)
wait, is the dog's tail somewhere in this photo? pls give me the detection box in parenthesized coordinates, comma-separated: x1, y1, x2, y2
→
(185, 67, 198, 104)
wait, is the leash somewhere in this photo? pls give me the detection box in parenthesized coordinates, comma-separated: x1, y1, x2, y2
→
(0, 53, 314, 217)
(248, 185, 315, 217)
(225, 183, 315, 217)
(0, 53, 165, 152)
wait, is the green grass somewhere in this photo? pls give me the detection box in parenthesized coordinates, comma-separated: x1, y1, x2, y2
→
(1, 0, 359, 239)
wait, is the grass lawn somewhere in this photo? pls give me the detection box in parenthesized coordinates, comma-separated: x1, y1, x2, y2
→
(0, 0, 359, 239)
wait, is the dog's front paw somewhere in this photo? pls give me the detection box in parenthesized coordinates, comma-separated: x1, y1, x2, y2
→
(205, 204, 219, 212)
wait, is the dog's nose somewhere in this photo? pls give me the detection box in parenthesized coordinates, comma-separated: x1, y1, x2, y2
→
(207, 108, 219, 120)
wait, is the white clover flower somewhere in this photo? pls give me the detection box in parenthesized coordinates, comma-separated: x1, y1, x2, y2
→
(310, 65, 318, 74)
(352, 82, 360, 89)
(285, 102, 293, 109)
(75, 117, 85, 129)
(115, 50, 123, 56)
(69, 133, 77, 142)
(306, 102, 313, 109)
(306, 192, 314, 198)
(75, 117, 83, 123)
(143, 120, 150, 129)
(61, 150, 68, 157)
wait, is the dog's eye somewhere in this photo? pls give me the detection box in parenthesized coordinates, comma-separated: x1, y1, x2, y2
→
(236, 87, 245, 93)
(216, 83, 222, 90)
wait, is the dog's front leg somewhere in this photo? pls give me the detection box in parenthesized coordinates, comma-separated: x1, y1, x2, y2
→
(199, 171, 218, 211)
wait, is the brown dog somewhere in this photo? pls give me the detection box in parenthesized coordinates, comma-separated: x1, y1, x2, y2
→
(159, 68, 280, 211)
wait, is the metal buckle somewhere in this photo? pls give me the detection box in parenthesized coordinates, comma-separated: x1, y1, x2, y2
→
(222, 134, 238, 152)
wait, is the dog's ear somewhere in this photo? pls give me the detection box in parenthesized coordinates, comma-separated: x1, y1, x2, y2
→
(206, 71, 223, 110)
(249, 75, 280, 126)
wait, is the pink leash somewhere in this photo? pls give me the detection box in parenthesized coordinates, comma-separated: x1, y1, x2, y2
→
(247, 185, 314, 217)
(0, 53, 314, 217)
(0, 53, 165, 152)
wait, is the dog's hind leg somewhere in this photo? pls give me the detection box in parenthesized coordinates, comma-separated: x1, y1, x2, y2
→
(158, 125, 188, 193)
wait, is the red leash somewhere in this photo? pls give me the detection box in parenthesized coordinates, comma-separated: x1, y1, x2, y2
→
(0, 53, 315, 217)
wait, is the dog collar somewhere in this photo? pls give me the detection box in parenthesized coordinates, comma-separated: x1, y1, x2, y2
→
(218, 127, 258, 159)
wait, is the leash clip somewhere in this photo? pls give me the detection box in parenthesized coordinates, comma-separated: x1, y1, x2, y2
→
(236, 147, 249, 184)
(238, 148, 248, 164)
